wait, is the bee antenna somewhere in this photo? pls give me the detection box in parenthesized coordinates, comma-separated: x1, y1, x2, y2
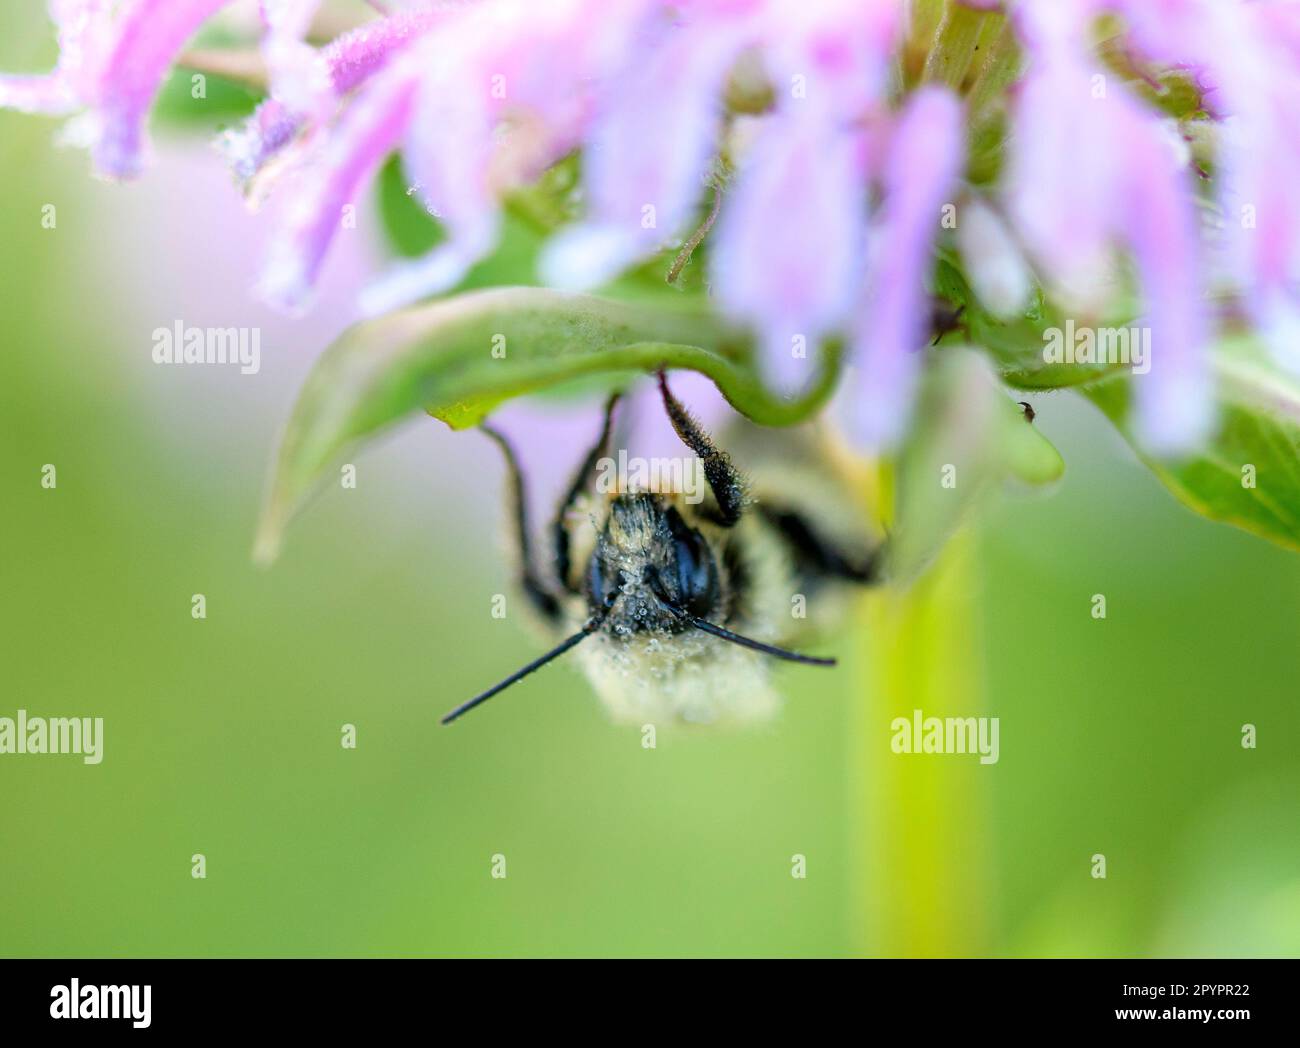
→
(682, 613, 837, 667)
(441, 622, 600, 725)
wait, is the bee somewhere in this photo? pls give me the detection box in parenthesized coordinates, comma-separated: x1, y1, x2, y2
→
(441, 372, 883, 726)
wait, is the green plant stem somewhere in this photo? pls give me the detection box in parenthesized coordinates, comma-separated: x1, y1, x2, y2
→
(850, 528, 994, 956)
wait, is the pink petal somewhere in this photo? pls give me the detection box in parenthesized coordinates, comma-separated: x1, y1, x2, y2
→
(712, 113, 868, 395)
(355, 64, 499, 317)
(220, 3, 445, 183)
(259, 62, 419, 311)
(539, 7, 748, 289)
(1008, 0, 1214, 450)
(1123, 124, 1213, 451)
(0, 0, 113, 114)
(757, 0, 900, 118)
(0, 73, 80, 114)
(322, 4, 448, 95)
(841, 87, 964, 449)
(1118, 0, 1300, 370)
(259, 1, 326, 115)
(219, 97, 302, 183)
(92, 0, 234, 179)
(365, 0, 641, 311)
(1004, 38, 1120, 310)
(711, 0, 899, 394)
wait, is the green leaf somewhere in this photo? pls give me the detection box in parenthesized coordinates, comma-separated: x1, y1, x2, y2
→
(375, 150, 583, 263)
(1082, 336, 1300, 552)
(374, 151, 713, 299)
(932, 255, 1132, 390)
(375, 154, 445, 259)
(254, 287, 840, 563)
(890, 347, 1065, 580)
(153, 29, 266, 126)
(967, 307, 1129, 390)
(153, 65, 261, 125)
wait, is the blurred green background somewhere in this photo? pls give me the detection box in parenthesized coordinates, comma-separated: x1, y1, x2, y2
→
(2, 4, 1298, 958)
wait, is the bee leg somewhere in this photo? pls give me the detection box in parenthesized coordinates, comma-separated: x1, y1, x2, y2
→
(480, 425, 563, 623)
(550, 392, 620, 594)
(759, 504, 883, 585)
(657, 371, 746, 527)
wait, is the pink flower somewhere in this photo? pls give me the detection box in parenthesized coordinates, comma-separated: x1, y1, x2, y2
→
(358, 0, 659, 315)
(221, 3, 446, 184)
(0, 1, 115, 116)
(707, 0, 901, 395)
(0, 0, 341, 179)
(1118, 0, 1300, 370)
(1005, 0, 1212, 450)
(258, 54, 421, 309)
(7, 0, 1300, 455)
(0, 0, 232, 178)
(0, 0, 434, 182)
(539, 5, 757, 295)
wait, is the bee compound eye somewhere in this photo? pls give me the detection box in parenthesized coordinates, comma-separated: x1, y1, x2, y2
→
(586, 554, 607, 607)
(665, 511, 719, 618)
(587, 553, 622, 614)
(678, 541, 719, 618)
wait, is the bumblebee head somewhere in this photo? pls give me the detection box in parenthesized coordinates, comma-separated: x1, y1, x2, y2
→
(586, 493, 720, 633)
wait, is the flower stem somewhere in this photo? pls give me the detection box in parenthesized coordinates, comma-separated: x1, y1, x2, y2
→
(666, 186, 722, 285)
(849, 527, 994, 956)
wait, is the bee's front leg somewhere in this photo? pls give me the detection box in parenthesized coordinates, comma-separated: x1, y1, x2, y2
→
(657, 371, 746, 528)
(479, 425, 565, 623)
(550, 391, 620, 595)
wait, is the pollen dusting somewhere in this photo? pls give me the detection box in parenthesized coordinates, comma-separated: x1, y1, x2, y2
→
(575, 630, 779, 726)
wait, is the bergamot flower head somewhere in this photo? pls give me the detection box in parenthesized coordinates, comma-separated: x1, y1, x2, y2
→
(5, 0, 1300, 456)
